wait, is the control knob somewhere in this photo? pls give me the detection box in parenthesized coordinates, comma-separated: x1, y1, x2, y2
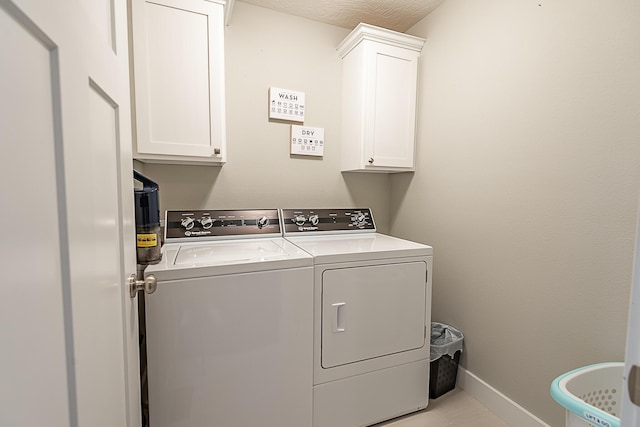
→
(351, 213, 367, 228)
(181, 217, 195, 231)
(257, 216, 269, 229)
(309, 214, 319, 226)
(293, 215, 306, 226)
(200, 216, 214, 229)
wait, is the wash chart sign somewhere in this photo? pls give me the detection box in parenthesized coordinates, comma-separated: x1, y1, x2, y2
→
(291, 125, 324, 156)
(269, 87, 305, 122)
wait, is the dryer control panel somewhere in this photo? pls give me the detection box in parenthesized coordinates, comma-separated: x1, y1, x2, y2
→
(165, 209, 281, 241)
(281, 208, 376, 234)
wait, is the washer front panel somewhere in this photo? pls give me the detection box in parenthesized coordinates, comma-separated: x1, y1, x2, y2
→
(146, 264, 313, 427)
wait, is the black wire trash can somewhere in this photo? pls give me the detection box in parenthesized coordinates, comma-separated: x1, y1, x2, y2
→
(429, 322, 464, 399)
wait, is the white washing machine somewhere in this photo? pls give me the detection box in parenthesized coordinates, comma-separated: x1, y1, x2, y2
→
(144, 209, 313, 427)
(281, 208, 433, 427)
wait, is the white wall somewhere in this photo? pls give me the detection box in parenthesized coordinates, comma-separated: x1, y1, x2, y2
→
(393, 1, 640, 425)
(140, 1, 391, 232)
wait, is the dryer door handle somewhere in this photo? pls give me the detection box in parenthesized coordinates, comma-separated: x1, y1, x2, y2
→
(332, 302, 346, 333)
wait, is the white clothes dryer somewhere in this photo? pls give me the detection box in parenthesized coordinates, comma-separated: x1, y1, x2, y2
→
(144, 209, 313, 427)
(282, 208, 433, 427)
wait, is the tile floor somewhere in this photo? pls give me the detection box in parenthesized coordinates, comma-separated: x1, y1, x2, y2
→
(374, 389, 511, 427)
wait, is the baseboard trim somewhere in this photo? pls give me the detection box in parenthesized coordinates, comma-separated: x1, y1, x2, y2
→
(456, 367, 550, 427)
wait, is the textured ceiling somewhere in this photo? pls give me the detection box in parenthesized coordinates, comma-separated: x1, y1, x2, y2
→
(237, 0, 444, 32)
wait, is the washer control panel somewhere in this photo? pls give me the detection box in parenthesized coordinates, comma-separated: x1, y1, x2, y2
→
(281, 208, 376, 234)
(165, 209, 281, 241)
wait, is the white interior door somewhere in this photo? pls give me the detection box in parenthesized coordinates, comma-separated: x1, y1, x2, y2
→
(0, 0, 140, 426)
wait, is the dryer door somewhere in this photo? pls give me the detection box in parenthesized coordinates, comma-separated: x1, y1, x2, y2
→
(321, 261, 427, 368)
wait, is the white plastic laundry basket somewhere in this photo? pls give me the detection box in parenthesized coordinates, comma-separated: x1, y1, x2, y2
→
(551, 362, 623, 427)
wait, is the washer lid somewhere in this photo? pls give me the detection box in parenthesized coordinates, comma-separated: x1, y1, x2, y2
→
(174, 240, 291, 265)
(146, 238, 313, 281)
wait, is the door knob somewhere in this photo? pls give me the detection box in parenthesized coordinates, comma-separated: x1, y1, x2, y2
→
(629, 364, 640, 406)
(128, 274, 158, 298)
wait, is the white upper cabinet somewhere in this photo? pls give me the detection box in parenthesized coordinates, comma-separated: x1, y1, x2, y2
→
(131, 0, 227, 165)
(338, 24, 425, 173)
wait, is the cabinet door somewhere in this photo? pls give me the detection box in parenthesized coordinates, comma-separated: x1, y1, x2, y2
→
(132, 0, 226, 163)
(363, 43, 418, 169)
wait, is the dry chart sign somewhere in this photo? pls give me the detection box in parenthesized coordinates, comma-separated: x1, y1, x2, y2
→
(291, 125, 324, 157)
